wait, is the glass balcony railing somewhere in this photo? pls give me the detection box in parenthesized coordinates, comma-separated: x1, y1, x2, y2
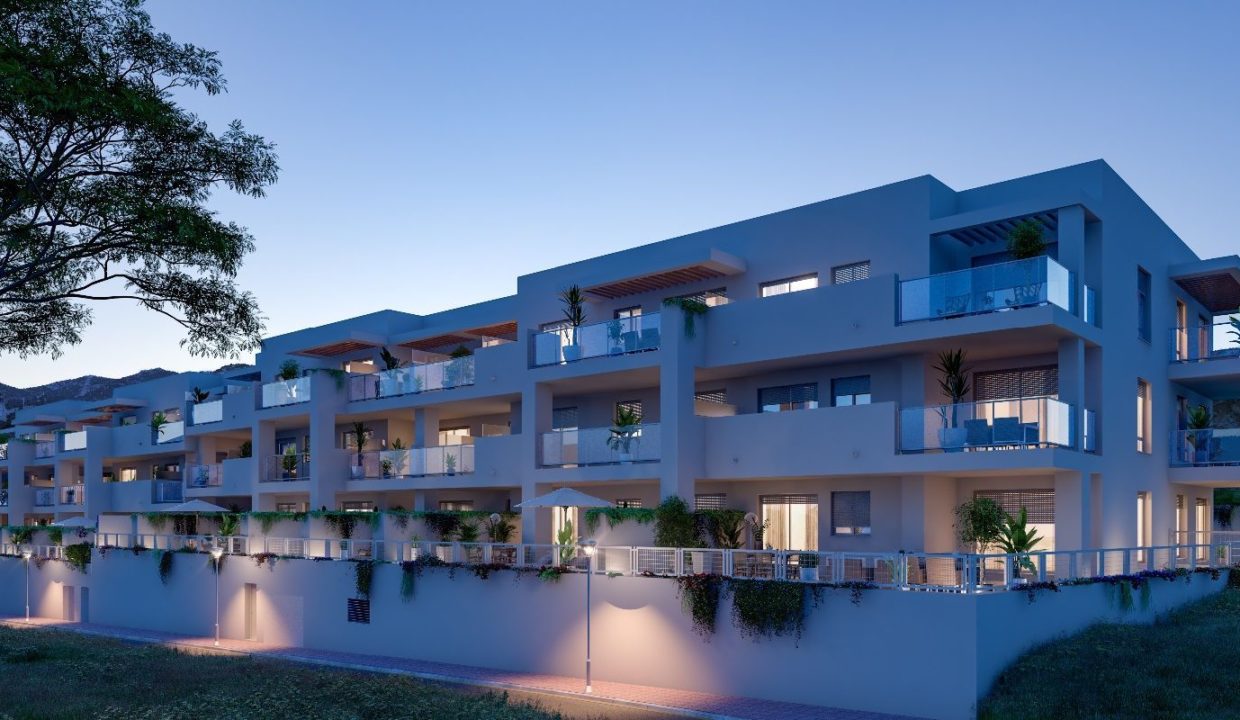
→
(34, 488, 54, 507)
(185, 463, 223, 488)
(59, 484, 84, 505)
(898, 256, 1073, 324)
(1171, 428, 1240, 466)
(348, 356, 476, 401)
(1170, 320, 1240, 363)
(346, 445, 475, 479)
(532, 314, 661, 367)
(899, 396, 1073, 453)
(35, 440, 55, 458)
(191, 400, 224, 425)
(263, 453, 311, 482)
(541, 423, 661, 466)
(156, 420, 185, 444)
(61, 431, 87, 452)
(152, 480, 183, 504)
(262, 377, 311, 408)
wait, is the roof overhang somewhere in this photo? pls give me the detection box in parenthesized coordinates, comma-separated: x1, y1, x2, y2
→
(86, 397, 146, 413)
(397, 321, 519, 352)
(72, 410, 112, 424)
(1170, 257, 1240, 314)
(21, 414, 66, 426)
(581, 248, 746, 300)
(934, 211, 1060, 248)
(290, 332, 386, 358)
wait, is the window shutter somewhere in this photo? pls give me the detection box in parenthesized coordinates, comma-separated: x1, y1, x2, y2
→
(832, 261, 870, 285)
(975, 366, 1058, 401)
(760, 494, 817, 505)
(552, 407, 578, 430)
(759, 383, 818, 408)
(831, 491, 871, 532)
(832, 376, 870, 396)
(974, 489, 1054, 524)
(695, 493, 726, 510)
(347, 598, 370, 624)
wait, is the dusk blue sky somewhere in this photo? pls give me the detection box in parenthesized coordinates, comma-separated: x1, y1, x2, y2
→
(5, 1, 1240, 386)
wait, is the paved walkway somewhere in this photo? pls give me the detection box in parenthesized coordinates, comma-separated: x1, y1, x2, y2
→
(0, 616, 914, 720)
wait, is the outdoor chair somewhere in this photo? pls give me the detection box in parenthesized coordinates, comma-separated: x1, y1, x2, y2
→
(964, 419, 992, 449)
(992, 417, 1023, 447)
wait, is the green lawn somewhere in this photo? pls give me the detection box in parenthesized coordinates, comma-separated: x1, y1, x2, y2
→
(980, 587, 1240, 720)
(0, 625, 567, 720)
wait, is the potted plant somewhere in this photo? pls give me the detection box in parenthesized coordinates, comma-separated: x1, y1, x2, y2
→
(1006, 219, 1048, 307)
(388, 437, 408, 477)
(280, 445, 299, 479)
(379, 347, 403, 371)
(349, 421, 370, 479)
(954, 497, 1005, 553)
(191, 386, 210, 403)
(277, 359, 300, 381)
(239, 440, 252, 459)
(149, 411, 170, 443)
(444, 450, 457, 476)
(934, 349, 972, 452)
(607, 319, 623, 355)
(607, 405, 641, 462)
(997, 507, 1042, 583)
(446, 345, 473, 387)
(559, 284, 586, 362)
(1186, 404, 1213, 464)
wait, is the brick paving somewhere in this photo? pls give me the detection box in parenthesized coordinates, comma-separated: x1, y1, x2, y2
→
(0, 616, 916, 720)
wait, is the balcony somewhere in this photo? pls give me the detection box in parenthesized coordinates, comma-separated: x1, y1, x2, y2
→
(34, 488, 54, 507)
(541, 424, 661, 467)
(152, 479, 183, 504)
(347, 445, 475, 479)
(898, 256, 1073, 324)
(899, 395, 1074, 453)
(1171, 429, 1240, 467)
(1170, 321, 1240, 363)
(347, 356, 476, 402)
(61, 430, 87, 452)
(35, 440, 55, 458)
(58, 484, 84, 506)
(262, 377, 310, 408)
(263, 453, 311, 482)
(155, 420, 185, 444)
(532, 314, 661, 367)
(185, 463, 222, 488)
(191, 400, 224, 425)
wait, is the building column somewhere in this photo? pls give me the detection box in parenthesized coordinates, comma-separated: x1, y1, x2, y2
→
(658, 303, 704, 501)
(1057, 204, 1086, 318)
(413, 407, 441, 448)
(308, 371, 344, 511)
(518, 383, 552, 543)
(251, 420, 276, 510)
(1053, 470, 1092, 552)
(6, 442, 32, 524)
(1058, 337, 1086, 450)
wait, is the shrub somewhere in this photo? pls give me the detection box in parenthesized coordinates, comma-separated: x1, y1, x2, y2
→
(654, 497, 702, 548)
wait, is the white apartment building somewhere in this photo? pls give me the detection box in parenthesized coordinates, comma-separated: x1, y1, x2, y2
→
(2, 159, 1235, 556)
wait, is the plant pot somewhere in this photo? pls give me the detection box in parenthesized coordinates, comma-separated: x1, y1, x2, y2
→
(618, 451, 633, 464)
(350, 465, 364, 480)
(938, 427, 967, 452)
(562, 344, 582, 362)
(801, 566, 819, 583)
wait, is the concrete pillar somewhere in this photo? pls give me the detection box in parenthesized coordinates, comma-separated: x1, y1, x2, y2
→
(308, 373, 344, 511)
(658, 304, 704, 501)
(1057, 205, 1086, 317)
(518, 384, 552, 542)
(1058, 338, 1086, 450)
(81, 426, 109, 523)
(1053, 470, 1091, 551)
(414, 407, 441, 448)
(250, 420, 276, 510)
(6, 441, 32, 523)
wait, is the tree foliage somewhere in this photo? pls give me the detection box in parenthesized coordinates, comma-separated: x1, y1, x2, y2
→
(0, 0, 277, 358)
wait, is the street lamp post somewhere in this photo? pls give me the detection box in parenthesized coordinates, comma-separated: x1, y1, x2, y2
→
(21, 548, 32, 623)
(580, 540, 597, 694)
(210, 546, 224, 646)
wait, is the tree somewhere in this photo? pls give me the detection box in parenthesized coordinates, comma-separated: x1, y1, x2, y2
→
(0, 0, 277, 359)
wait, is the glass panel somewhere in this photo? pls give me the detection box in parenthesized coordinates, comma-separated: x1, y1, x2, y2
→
(532, 313, 661, 366)
(191, 400, 224, 425)
(898, 256, 1074, 323)
(540, 424, 661, 466)
(262, 377, 311, 407)
(899, 395, 1074, 452)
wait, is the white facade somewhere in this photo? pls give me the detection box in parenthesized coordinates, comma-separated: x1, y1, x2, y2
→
(2, 159, 1237, 554)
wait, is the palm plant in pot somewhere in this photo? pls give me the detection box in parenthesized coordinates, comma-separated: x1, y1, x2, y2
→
(607, 405, 641, 462)
(191, 386, 210, 403)
(349, 422, 370, 479)
(559, 284, 586, 362)
(934, 349, 972, 452)
(149, 411, 170, 443)
(997, 507, 1042, 582)
(1006, 219, 1048, 307)
(1186, 404, 1214, 465)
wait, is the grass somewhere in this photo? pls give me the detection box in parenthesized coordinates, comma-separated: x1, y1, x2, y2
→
(980, 587, 1240, 720)
(0, 625, 568, 720)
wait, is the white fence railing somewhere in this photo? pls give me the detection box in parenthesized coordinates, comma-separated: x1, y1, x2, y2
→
(9, 534, 1223, 594)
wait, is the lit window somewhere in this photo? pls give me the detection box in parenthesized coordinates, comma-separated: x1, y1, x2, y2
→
(666, 288, 728, 307)
(832, 261, 870, 285)
(1137, 492, 1151, 550)
(616, 498, 642, 508)
(760, 273, 818, 298)
(760, 495, 818, 550)
(831, 491, 871, 535)
(694, 493, 726, 511)
(759, 383, 818, 413)
(342, 429, 373, 450)
(1137, 379, 1151, 453)
(614, 306, 642, 319)
(340, 501, 374, 513)
(119, 467, 137, 483)
(439, 500, 474, 511)
(832, 376, 871, 407)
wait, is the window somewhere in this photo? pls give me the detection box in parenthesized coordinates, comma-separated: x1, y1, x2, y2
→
(614, 306, 642, 319)
(759, 383, 818, 413)
(616, 498, 642, 508)
(276, 438, 298, 456)
(119, 467, 137, 483)
(832, 261, 870, 285)
(1176, 495, 1188, 547)
(694, 389, 728, 405)
(439, 426, 471, 445)
(1137, 492, 1151, 549)
(615, 400, 643, 422)
(831, 491, 871, 535)
(439, 500, 474, 511)
(1137, 379, 1151, 453)
(667, 288, 728, 307)
(760, 495, 818, 550)
(1138, 268, 1151, 342)
(120, 415, 137, 426)
(341, 501, 374, 512)
(694, 493, 727, 511)
(540, 320, 570, 332)
(552, 407, 579, 431)
(974, 489, 1056, 550)
(275, 502, 302, 513)
(760, 273, 818, 298)
(974, 366, 1058, 401)
(832, 376, 871, 407)
(552, 506, 577, 544)
(1197, 499, 1209, 560)
(1175, 300, 1188, 360)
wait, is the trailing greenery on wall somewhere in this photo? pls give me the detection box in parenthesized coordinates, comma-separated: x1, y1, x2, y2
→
(653, 497, 703, 548)
(584, 507, 655, 534)
(676, 573, 724, 637)
(6, 526, 36, 545)
(248, 511, 307, 533)
(46, 527, 63, 546)
(354, 559, 375, 599)
(156, 550, 174, 585)
(661, 296, 710, 338)
(63, 543, 91, 573)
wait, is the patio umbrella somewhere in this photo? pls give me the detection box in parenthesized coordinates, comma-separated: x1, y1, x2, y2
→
(162, 500, 229, 513)
(52, 516, 95, 529)
(516, 487, 612, 510)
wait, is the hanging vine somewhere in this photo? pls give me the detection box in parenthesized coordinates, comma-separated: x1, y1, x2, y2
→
(676, 573, 724, 637)
(354, 559, 375, 599)
(156, 550, 174, 585)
